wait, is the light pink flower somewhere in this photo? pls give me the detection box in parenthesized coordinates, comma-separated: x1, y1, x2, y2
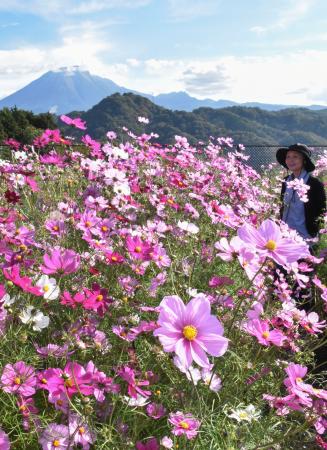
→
(0, 427, 10, 449)
(154, 294, 228, 369)
(168, 411, 200, 439)
(237, 219, 310, 266)
(60, 115, 86, 130)
(1, 361, 36, 397)
(41, 247, 80, 275)
(244, 319, 286, 347)
(39, 423, 69, 450)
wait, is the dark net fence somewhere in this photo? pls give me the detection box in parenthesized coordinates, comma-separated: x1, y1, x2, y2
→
(238, 145, 327, 171)
(1, 143, 326, 173)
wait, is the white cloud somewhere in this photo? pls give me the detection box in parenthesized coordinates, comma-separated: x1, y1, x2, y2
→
(1, 46, 327, 106)
(251, 0, 316, 34)
(182, 66, 230, 95)
(0, 21, 114, 98)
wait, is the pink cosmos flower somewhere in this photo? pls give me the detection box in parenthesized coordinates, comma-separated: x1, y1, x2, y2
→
(263, 393, 303, 415)
(35, 343, 72, 358)
(0, 427, 10, 450)
(60, 291, 86, 308)
(283, 363, 327, 402)
(3, 265, 42, 296)
(85, 361, 120, 402)
(237, 219, 310, 266)
(39, 423, 69, 450)
(154, 294, 228, 369)
(244, 319, 286, 347)
(82, 283, 111, 316)
(126, 235, 153, 261)
(1, 361, 36, 397)
(118, 366, 151, 399)
(209, 276, 234, 288)
(146, 402, 166, 419)
(168, 411, 200, 439)
(39, 152, 67, 168)
(41, 247, 80, 275)
(68, 414, 96, 449)
(136, 438, 159, 450)
(45, 219, 66, 237)
(17, 396, 39, 431)
(60, 114, 87, 130)
(40, 362, 93, 398)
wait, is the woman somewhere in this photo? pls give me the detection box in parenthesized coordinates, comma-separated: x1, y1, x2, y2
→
(276, 143, 326, 245)
(276, 143, 326, 372)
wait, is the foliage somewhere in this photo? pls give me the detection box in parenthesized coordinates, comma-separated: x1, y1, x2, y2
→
(0, 107, 57, 144)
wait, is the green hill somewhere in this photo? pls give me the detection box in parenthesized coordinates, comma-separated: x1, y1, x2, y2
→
(66, 93, 327, 146)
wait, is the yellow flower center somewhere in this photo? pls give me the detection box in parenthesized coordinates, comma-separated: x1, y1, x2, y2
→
(296, 377, 303, 383)
(265, 240, 277, 251)
(79, 427, 85, 435)
(85, 221, 92, 227)
(96, 294, 103, 302)
(179, 421, 190, 429)
(262, 331, 270, 339)
(53, 225, 59, 231)
(135, 246, 142, 253)
(101, 226, 108, 232)
(64, 378, 74, 388)
(167, 198, 174, 205)
(53, 440, 60, 447)
(43, 285, 50, 292)
(111, 255, 118, 262)
(14, 377, 21, 385)
(183, 325, 198, 341)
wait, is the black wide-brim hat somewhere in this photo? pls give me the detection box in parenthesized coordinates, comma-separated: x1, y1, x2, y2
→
(276, 143, 315, 172)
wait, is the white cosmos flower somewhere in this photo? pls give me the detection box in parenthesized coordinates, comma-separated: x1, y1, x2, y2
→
(19, 305, 50, 331)
(103, 168, 126, 185)
(2, 293, 16, 306)
(228, 404, 260, 422)
(123, 394, 150, 406)
(177, 220, 199, 234)
(112, 146, 129, 160)
(201, 369, 222, 392)
(36, 275, 60, 300)
(113, 181, 130, 196)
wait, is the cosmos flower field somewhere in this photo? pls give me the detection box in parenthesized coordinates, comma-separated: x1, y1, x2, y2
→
(0, 117, 326, 449)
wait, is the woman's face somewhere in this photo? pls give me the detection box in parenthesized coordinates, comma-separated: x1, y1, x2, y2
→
(285, 150, 304, 173)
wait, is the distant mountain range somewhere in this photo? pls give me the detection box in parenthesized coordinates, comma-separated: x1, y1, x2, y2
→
(59, 92, 327, 147)
(0, 66, 326, 114)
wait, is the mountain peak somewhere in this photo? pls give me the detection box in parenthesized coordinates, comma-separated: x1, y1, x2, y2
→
(52, 65, 88, 75)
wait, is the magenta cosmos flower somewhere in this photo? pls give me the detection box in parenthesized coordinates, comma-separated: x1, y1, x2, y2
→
(154, 294, 228, 369)
(41, 247, 80, 275)
(237, 219, 310, 266)
(168, 411, 200, 440)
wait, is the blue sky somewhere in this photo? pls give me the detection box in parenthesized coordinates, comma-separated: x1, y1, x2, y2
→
(1, 0, 327, 104)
